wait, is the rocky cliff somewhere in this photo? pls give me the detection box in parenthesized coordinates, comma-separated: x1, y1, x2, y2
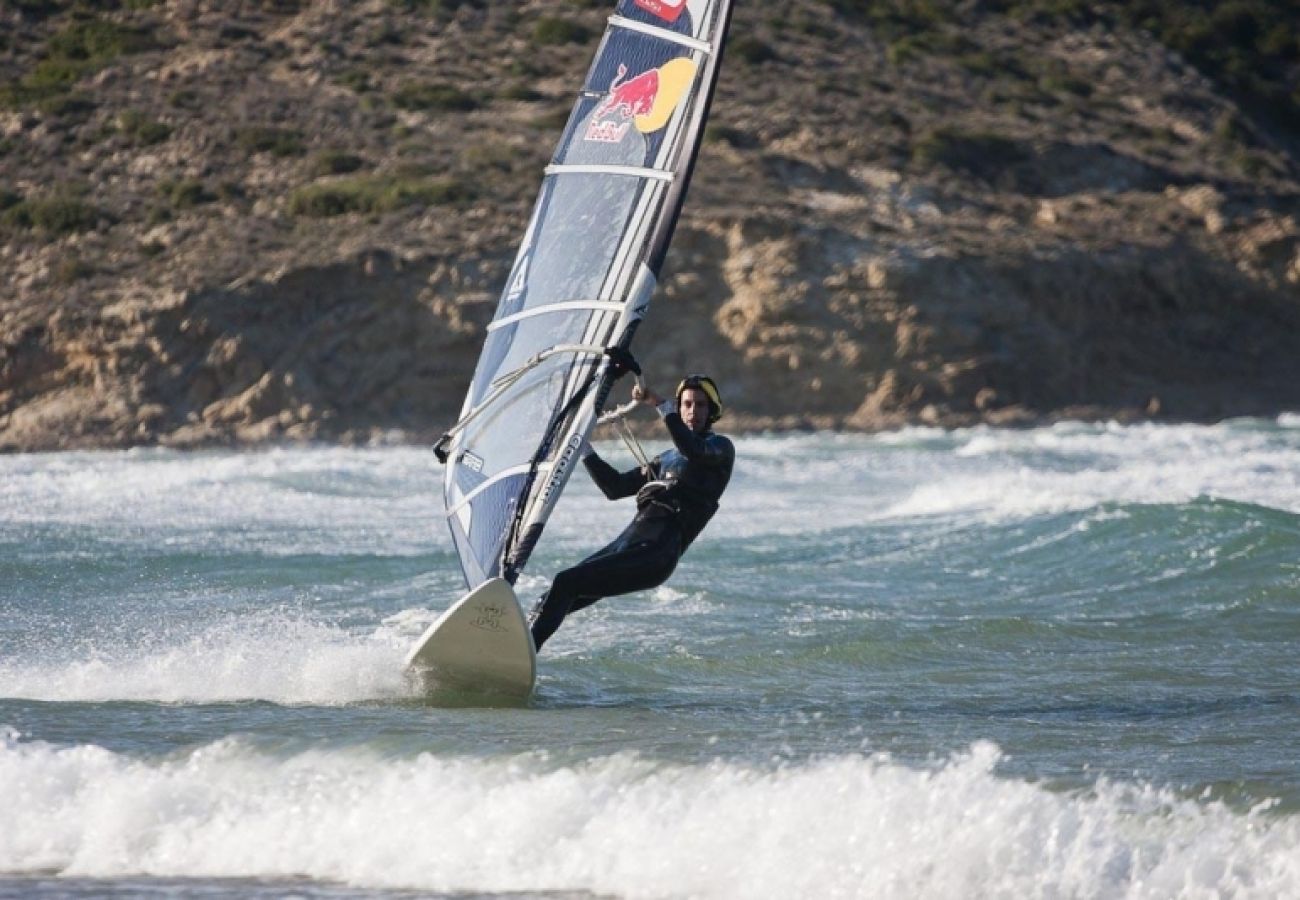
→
(2, 0, 1298, 450)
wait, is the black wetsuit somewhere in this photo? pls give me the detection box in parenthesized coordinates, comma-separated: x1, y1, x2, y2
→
(529, 409, 735, 650)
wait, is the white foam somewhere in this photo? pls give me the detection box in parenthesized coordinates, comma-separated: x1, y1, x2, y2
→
(0, 610, 410, 705)
(0, 447, 441, 557)
(577, 421, 1300, 539)
(1, 735, 1296, 898)
(878, 421, 1300, 525)
(4, 423, 1299, 556)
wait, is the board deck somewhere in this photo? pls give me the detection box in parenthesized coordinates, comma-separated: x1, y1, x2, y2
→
(403, 578, 537, 699)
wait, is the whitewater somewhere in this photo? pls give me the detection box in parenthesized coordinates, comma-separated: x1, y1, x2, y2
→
(2, 419, 1299, 898)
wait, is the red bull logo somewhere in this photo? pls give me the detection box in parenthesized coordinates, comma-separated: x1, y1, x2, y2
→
(633, 0, 687, 24)
(597, 64, 661, 121)
(584, 57, 697, 144)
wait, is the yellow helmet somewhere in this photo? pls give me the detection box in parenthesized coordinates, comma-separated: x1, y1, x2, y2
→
(675, 374, 723, 423)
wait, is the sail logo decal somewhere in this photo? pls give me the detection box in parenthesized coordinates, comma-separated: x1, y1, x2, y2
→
(461, 450, 485, 472)
(506, 252, 529, 301)
(585, 58, 697, 143)
(633, 0, 687, 24)
(537, 432, 585, 510)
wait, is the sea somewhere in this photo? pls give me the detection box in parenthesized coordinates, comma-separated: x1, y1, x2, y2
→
(2, 419, 1299, 899)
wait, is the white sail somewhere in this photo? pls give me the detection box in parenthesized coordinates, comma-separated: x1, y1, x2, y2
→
(436, 0, 735, 589)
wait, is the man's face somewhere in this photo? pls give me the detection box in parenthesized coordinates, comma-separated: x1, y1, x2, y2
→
(679, 387, 711, 432)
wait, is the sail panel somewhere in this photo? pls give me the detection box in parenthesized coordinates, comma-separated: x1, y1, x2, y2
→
(462, 355, 591, 483)
(563, 29, 699, 165)
(448, 472, 528, 589)
(483, 171, 650, 338)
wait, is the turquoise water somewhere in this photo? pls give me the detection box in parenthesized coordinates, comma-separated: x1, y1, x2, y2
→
(2, 420, 1299, 897)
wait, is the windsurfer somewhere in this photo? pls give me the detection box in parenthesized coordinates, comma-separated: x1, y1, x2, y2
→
(529, 375, 735, 650)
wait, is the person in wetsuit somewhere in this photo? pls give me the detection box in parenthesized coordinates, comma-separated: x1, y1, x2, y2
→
(529, 374, 735, 651)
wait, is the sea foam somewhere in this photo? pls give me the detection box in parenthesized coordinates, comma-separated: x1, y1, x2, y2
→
(1, 734, 1296, 898)
(0, 610, 410, 705)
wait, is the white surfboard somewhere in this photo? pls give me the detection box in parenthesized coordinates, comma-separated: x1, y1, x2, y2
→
(403, 578, 537, 699)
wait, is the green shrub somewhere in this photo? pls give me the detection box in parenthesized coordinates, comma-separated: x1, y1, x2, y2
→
(532, 17, 591, 46)
(235, 126, 306, 157)
(39, 92, 97, 117)
(158, 178, 214, 208)
(460, 143, 517, 172)
(731, 35, 777, 64)
(911, 127, 1026, 172)
(1, 61, 81, 109)
(46, 19, 156, 62)
(1038, 71, 1092, 98)
(1, 195, 102, 235)
(847, 0, 1300, 129)
(1, 17, 156, 111)
(509, 58, 546, 78)
(529, 107, 571, 131)
(11, 0, 61, 18)
(825, 0, 945, 36)
(500, 83, 545, 102)
(216, 24, 260, 45)
(886, 34, 924, 66)
(118, 109, 172, 145)
(337, 69, 372, 93)
(256, 0, 306, 12)
(1214, 111, 1247, 145)
(391, 0, 477, 15)
(311, 149, 368, 176)
(704, 124, 753, 148)
(365, 22, 405, 47)
(54, 255, 94, 284)
(1107, 0, 1298, 131)
(167, 88, 200, 109)
(392, 81, 478, 111)
(1234, 149, 1273, 178)
(287, 173, 475, 217)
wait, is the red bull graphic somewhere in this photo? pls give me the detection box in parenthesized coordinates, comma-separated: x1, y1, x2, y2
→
(584, 57, 697, 144)
(633, 0, 687, 24)
(597, 64, 661, 121)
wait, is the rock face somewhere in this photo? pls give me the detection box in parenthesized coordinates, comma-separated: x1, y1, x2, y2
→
(2, 1, 1298, 450)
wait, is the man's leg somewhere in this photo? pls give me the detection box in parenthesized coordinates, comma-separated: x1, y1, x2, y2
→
(530, 537, 679, 650)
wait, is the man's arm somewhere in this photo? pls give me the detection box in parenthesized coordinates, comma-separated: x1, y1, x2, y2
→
(582, 446, 651, 499)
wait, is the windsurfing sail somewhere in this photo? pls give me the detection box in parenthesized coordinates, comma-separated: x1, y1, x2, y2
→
(435, 0, 734, 590)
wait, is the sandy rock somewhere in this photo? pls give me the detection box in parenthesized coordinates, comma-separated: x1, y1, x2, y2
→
(1, 2, 1298, 450)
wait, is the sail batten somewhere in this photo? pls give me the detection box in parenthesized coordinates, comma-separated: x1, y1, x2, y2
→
(607, 15, 714, 52)
(445, 464, 539, 519)
(487, 301, 628, 333)
(439, 0, 734, 591)
(544, 163, 676, 180)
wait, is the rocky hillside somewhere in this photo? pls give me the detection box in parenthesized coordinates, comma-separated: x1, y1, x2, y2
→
(2, 0, 1298, 450)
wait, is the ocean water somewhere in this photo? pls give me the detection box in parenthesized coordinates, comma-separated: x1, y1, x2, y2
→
(2, 420, 1299, 899)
